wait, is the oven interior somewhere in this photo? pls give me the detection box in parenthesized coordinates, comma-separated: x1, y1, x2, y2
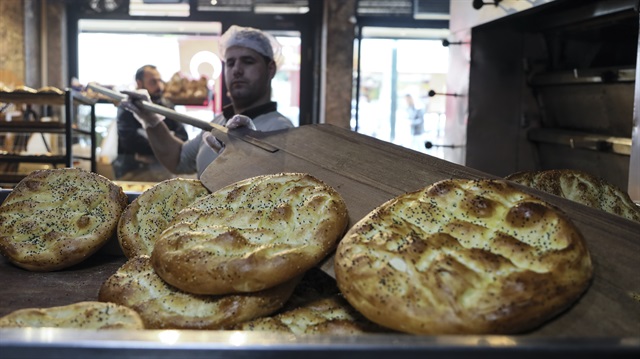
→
(466, 0, 638, 192)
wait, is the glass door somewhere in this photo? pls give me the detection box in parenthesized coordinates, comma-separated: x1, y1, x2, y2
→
(76, 20, 302, 170)
(352, 27, 449, 157)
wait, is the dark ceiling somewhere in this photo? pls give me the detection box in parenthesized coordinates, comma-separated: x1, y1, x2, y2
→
(194, 0, 450, 18)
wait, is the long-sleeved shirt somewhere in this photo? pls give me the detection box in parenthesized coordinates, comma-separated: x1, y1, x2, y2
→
(174, 101, 294, 177)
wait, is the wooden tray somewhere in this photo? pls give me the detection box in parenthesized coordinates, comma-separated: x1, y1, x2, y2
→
(0, 124, 639, 358)
(200, 124, 640, 336)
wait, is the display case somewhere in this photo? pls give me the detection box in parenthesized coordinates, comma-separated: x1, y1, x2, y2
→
(0, 89, 97, 186)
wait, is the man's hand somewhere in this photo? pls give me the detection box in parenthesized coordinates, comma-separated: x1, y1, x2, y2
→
(202, 132, 224, 153)
(202, 115, 257, 154)
(120, 90, 164, 129)
(226, 115, 256, 130)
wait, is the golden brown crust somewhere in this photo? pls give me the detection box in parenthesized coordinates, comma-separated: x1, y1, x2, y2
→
(506, 169, 640, 222)
(98, 255, 298, 329)
(335, 179, 593, 335)
(37, 86, 64, 95)
(232, 295, 390, 335)
(0, 168, 128, 271)
(11, 85, 37, 94)
(151, 173, 349, 295)
(0, 301, 144, 329)
(117, 178, 210, 258)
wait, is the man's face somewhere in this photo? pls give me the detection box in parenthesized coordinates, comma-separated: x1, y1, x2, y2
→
(138, 68, 164, 99)
(224, 46, 275, 110)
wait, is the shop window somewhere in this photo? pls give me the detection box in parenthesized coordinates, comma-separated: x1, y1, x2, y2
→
(76, 19, 301, 163)
(352, 27, 449, 157)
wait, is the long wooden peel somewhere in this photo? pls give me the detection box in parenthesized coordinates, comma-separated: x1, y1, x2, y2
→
(87, 83, 214, 131)
(86, 83, 278, 154)
(200, 124, 640, 299)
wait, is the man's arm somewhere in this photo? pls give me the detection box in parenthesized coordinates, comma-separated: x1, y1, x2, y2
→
(165, 119, 190, 141)
(144, 122, 184, 173)
(119, 91, 186, 173)
(117, 110, 154, 155)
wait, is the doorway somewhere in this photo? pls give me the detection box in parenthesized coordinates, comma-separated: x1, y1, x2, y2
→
(352, 27, 449, 157)
(76, 20, 302, 171)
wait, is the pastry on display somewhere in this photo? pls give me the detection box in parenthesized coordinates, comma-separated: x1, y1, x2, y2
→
(37, 86, 64, 95)
(0, 168, 128, 271)
(117, 178, 210, 258)
(233, 295, 390, 335)
(0, 301, 144, 329)
(81, 83, 118, 102)
(506, 169, 640, 222)
(335, 179, 593, 334)
(99, 255, 298, 329)
(164, 72, 209, 103)
(10, 85, 37, 94)
(152, 173, 349, 295)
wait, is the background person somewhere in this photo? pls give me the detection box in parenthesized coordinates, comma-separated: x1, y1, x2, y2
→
(113, 65, 189, 181)
(120, 25, 293, 178)
(405, 94, 424, 136)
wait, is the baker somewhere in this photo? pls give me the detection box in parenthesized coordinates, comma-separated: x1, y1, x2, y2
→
(120, 25, 294, 178)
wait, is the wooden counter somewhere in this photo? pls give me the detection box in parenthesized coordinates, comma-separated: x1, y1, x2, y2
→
(0, 124, 638, 358)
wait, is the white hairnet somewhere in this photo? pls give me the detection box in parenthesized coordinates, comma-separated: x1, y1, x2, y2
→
(219, 25, 283, 67)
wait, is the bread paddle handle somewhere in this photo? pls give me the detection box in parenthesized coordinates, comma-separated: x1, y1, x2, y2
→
(86, 83, 278, 152)
(87, 83, 213, 131)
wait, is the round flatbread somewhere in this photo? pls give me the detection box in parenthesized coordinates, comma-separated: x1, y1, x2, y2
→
(0, 301, 144, 329)
(151, 173, 349, 295)
(98, 255, 298, 329)
(0, 168, 128, 271)
(232, 295, 390, 335)
(117, 178, 210, 258)
(335, 178, 593, 334)
(506, 169, 640, 222)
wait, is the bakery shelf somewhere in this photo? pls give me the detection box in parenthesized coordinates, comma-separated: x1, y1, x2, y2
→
(72, 155, 94, 162)
(0, 89, 97, 183)
(71, 126, 93, 136)
(0, 90, 96, 106)
(0, 153, 67, 163)
(528, 128, 633, 155)
(0, 91, 65, 105)
(0, 121, 66, 133)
